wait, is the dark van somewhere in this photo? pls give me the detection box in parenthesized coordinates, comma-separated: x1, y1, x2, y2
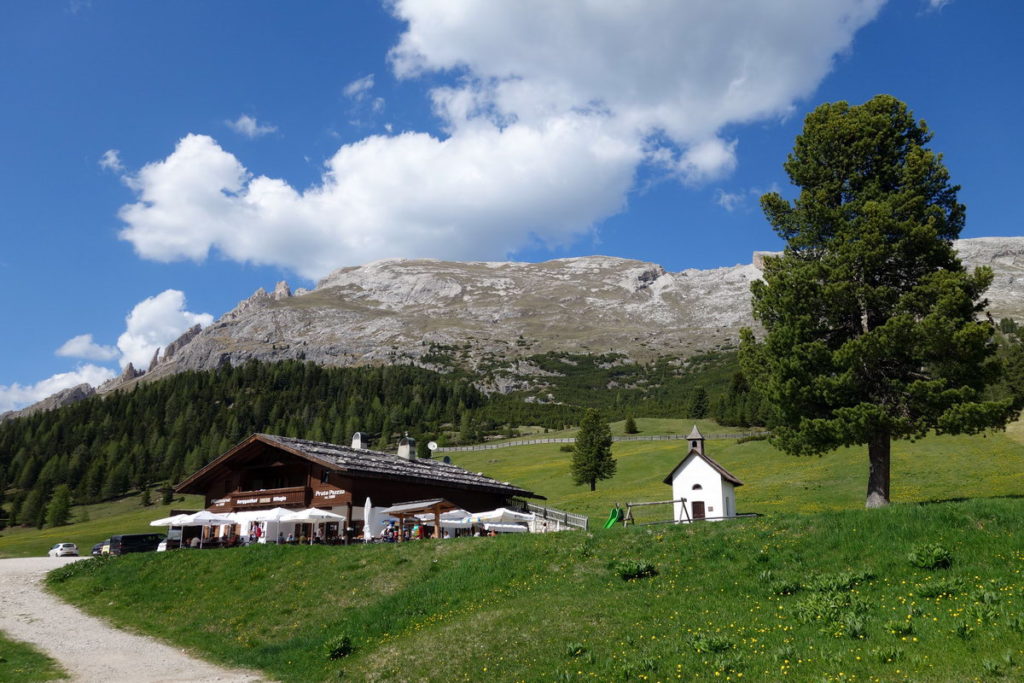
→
(106, 533, 165, 555)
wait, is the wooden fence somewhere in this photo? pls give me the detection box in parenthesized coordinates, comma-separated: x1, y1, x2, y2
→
(436, 432, 765, 453)
(524, 503, 589, 531)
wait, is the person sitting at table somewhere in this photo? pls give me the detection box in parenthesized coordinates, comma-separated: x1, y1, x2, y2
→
(189, 536, 200, 548)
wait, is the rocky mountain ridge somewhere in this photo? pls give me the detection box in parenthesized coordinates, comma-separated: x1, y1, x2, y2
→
(6, 236, 1023, 420)
(114, 236, 1024, 393)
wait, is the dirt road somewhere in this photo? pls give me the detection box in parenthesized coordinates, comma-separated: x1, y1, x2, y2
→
(0, 557, 266, 682)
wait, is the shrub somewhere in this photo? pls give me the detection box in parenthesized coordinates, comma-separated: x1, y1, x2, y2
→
(908, 542, 952, 570)
(325, 635, 353, 660)
(558, 444, 574, 452)
(564, 643, 588, 658)
(806, 569, 875, 592)
(690, 633, 733, 654)
(917, 577, 962, 598)
(769, 579, 802, 596)
(610, 560, 657, 581)
(884, 619, 914, 637)
(871, 646, 904, 663)
(793, 591, 868, 624)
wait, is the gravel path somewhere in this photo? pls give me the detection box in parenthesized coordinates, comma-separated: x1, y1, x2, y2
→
(0, 557, 267, 682)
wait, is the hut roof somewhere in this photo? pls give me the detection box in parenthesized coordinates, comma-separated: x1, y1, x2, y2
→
(176, 433, 541, 499)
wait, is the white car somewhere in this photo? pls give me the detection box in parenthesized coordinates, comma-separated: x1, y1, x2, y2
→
(48, 542, 79, 557)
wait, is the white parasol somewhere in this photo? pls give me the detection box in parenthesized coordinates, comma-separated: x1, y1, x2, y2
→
(281, 508, 346, 544)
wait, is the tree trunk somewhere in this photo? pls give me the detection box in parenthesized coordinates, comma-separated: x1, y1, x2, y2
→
(590, 479, 596, 492)
(865, 431, 890, 508)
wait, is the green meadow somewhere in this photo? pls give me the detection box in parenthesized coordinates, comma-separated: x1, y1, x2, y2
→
(46, 497, 1024, 682)
(0, 633, 66, 682)
(448, 418, 1024, 520)
(5, 418, 1024, 680)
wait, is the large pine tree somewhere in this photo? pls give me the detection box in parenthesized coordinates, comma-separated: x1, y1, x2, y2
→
(741, 95, 1020, 508)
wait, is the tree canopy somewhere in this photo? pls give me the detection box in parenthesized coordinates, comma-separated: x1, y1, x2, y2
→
(740, 94, 1021, 508)
(570, 409, 616, 491)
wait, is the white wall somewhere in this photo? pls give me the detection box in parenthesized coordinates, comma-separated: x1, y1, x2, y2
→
(670, 454, 731, 522)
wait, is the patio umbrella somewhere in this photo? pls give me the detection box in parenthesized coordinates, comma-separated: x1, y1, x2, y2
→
(181, 510, 236, 548)
(363, 497, 375, 542)
(468, 508, 535, 524)
(236, 507, 295, 543)
(281, 508, 346, 544)
(149, 513, 194, 549)
(149, 513, 193, 527)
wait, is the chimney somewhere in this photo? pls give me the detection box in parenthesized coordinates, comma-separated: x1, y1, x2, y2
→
(397, 433, 416, 460)
(351, 432, 366, 450)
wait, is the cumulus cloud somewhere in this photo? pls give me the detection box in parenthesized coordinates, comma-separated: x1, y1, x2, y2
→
(0, 364, 115, 414)
(116, 1, 885, 280)
(99, 149, 125, 173)
(0, 290, 211, 412)
(116, 290, 213, 370)
(56, 334, 119, 361)
(227, 114, 277, 138)
(343, 74, 375, 100)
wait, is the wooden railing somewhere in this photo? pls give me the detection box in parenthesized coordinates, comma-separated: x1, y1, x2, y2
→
(524, 503, 589, 530)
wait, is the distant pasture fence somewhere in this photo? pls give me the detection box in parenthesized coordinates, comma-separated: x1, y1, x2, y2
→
(435, 432, 766, 453)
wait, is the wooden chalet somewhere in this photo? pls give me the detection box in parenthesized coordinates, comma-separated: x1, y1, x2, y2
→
(174, 433, 540, 539)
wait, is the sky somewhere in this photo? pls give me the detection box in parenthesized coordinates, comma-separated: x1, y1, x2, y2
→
(1, 0, 1022, 412)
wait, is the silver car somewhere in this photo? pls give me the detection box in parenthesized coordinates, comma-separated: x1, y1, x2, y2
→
(48, 542, 79, 557)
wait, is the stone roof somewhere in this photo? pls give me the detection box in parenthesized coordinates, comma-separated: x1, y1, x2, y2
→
(177, 433, 540, 499)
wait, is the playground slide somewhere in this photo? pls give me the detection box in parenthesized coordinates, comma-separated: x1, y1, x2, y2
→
(603, 507, 623, 528)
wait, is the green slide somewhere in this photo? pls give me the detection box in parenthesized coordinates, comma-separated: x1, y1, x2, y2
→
(603, 507, 623, 528)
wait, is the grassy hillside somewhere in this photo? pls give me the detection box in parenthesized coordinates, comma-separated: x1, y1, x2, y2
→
(4, 419, 1021, 556)
(47, 497, 1024, 681)
(0, 493, 205, 559)
(449, 419, 1024, 520)
(0, 633, 66, 681)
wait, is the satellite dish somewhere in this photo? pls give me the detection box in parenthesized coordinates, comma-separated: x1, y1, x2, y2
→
(427, 441, 438, 451)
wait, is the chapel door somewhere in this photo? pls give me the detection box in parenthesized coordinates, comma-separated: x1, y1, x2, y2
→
(692, 501, 705, 520)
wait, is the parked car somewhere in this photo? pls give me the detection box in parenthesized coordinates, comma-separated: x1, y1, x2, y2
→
(48, 542, 78, 557)
(91, 539, 109, 556)
(105, 533, 165, 555)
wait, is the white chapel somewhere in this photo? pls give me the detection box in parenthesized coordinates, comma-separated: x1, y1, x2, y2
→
(662, 426, 743, 522)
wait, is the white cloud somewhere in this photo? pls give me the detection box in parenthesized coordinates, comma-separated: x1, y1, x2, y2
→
(56, 334, 119, 361)
(343, 74, 375, 100)
(116, 290, 213, 370)
(227, 114, 277, 138)
(99, 149, 125, 173)
(116, 1, 885, 279)
(0, 364, 115, 414)
(1, 290, 211, 413)
(927, 0, 952, 10)
(716, 190, 745, 213)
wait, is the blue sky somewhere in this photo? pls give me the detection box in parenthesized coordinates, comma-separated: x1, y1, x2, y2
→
(1, 0, 1021, 411)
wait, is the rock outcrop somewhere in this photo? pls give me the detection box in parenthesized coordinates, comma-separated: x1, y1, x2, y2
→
(0, 383, 96, 422)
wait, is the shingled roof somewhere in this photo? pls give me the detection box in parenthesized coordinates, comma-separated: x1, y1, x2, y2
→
(662, 448, 744, 487)
(176, 433, 541, 499)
